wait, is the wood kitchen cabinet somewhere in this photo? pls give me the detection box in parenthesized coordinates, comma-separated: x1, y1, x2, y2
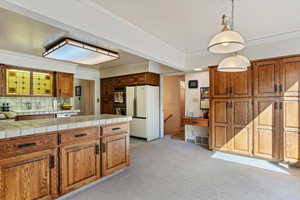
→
(101, 133, 129, 176)
(55, 72, 74, 97)
(282, 98, 300, 164)
(280, 56, 300, 97)
(253, 98, 281, 160)
(0, 65, 4, 96)
(211, 99, 230, 151)
(228, 98, 253, 156)
(253, 59, 281, 97)
(211, 98, 252, 156)
(60, 140, 100, 194)
(0, 149, 58, 200)
(101, 122, 129, 176)
(210, 67, 230, 98)
(210, 66, 252, 98)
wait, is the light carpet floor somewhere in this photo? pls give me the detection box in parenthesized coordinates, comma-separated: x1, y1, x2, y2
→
(67, 137, 300, 200)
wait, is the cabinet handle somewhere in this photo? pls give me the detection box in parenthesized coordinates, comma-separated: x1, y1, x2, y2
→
(112, 127, 121, 131)
(49, 156, 55, 169)
(274, 102, 278, 109)
(101, 143, 106, 153)
(274, 84, 278, 92)
(75, 133, 87, 138)
(18, 142, 36, 148)
(279, 85, 283, 93)
(96, 144, 100, 155)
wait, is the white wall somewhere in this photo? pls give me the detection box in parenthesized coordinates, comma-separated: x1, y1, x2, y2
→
(185, 71, 209, 141)
(100, 62, 148, 78)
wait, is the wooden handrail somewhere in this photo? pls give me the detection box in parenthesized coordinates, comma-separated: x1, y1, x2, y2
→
(164, 114, 173, 123)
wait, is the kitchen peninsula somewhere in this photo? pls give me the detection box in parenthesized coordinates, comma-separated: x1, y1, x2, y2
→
(0, 114, 131, 199)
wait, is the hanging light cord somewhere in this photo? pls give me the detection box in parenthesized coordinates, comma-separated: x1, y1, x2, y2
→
(231, 0, 235, 30)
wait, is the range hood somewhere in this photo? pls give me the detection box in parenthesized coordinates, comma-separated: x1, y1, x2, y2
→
(42, 38, 119, 65)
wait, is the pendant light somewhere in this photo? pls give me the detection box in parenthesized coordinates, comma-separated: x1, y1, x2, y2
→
(218, 54, 250, 72)
(208, 0, 245, 54)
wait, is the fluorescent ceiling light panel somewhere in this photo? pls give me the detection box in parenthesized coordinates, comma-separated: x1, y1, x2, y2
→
(43, 39, 119, 65)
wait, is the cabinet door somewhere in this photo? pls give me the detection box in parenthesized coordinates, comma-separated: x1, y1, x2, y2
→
(60, 140, 100, 194)
(0, 65, 3, 96)
(282, 98, 300, 164)
(281, 56, 300, 97)
(230, 67, 252, 97)
(0, 149, 58, 200)
(253, 60, 280, 97)
(211, 99, 230, 151)
(210, 67, 230, 98)
(101, 97, 114, 114)
(101, 134, 129, 176)
(253, 98, 281, 160)
(101, 79, 113, 97)
(56, 72, 73, 97)
(229, 99, 253, 156)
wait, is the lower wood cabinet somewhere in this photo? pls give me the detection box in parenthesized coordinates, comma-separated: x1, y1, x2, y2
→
(0, 149, 58, 200)
(282, 98, 300, 164)
(253, 98, 281, 160)
(101, 133, 129, 176)
(211, 98, 253, 156)
(60, 140, 100, 194)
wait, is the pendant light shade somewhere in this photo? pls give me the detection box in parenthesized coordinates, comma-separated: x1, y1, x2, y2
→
(208, 30, 245, 54)
(218, 54, 250, 72)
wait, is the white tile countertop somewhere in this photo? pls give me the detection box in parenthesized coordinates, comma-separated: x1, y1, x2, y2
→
(0, 114, 132, 139)
(13, 109, 81, 115)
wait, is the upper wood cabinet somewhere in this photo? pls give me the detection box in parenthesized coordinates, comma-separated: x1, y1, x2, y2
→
(210, 67, 230, 98)
(253, 98, 281, 160)
(253, 60, 281, 97)
(210, 66, 252, 98)
(101, 133, 129, 176)
(101, 78, 113, 98)
(32, 72, 54, 96)
(280, 56, 300, 97)
(0, 149, 58, 200)
(0, 65, 3, 96)
(56, 72, 74, 97)
(60, 140, 100, 194)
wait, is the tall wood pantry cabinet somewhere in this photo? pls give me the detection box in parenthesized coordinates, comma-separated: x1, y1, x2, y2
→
(210, 55, 300, 165)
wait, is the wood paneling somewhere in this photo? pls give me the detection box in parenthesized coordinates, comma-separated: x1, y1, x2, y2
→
(101, 133, 129, 176)
(281, 56, 300, 97)
(15, 114, 55, 121)
(0, 149, 58, 200)
(60, 140, 100, 194)
(253, 60, 280, 97)
(253, 98, 280, 160)
(56, 72, 74, 97)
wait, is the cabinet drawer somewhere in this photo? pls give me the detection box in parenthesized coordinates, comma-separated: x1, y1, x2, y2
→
(101, 122, 129, 136)
(59, 126, 100, 145)
(183, 118, 209, 127)
(0, 133, 57, 159)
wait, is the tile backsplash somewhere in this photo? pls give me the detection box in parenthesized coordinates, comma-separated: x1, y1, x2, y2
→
(0, 97, 72, 111)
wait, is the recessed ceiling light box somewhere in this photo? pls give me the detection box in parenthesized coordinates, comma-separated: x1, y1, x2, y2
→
(43, 38, 119, 65)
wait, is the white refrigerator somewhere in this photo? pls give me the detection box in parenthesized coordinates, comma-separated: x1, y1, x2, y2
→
(126, 85, 160, 141)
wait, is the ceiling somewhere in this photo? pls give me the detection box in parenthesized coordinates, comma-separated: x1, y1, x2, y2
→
(92, 0, 300, 53)
(0, 8, 148, 68)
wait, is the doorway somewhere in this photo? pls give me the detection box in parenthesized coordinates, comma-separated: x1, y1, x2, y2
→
(163, 75, 185, 140)
(74, 79, 95, 115)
